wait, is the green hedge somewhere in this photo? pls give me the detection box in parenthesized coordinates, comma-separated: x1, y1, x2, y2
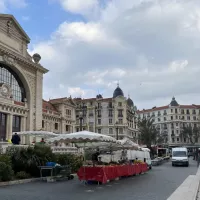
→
(4, 145, 83, 178)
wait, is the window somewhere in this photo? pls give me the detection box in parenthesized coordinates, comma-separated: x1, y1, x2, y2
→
(184, 138, 186, 142)
(109, 128, 113, 134)
(187, 116, 190, 120)
(177, 137, 179, 142)
(12, 115, 21, 133)
(176, 130, 179, 134)
(172, 138, 175, 143)
(66, 125, 69, 132)
(176, 123, 178, 126)
(158, 118, 160, 122)
(172, 130, 174, 135)
(98, 129, 101, 133)
(0, 64, 26, 102)
(171, 109, 173, 113)
(90, 102, 93, 106)
(97, 110, 101, 117)
(164, 117, 166, 121)
(98, 103, 101, 108)
(109, 119, 112, 124)
(42, 120, 44, 128)
(118, 102, 122, 106)
(118, 110, 123, 117)
(164, 110, 167, 115)
(186, 109, 190, 115)
(176, 115, 178, 119)
(175, 109, 177, 114)
(193, 116, 196, 120)
(171, 116, 173, 120)
(119, 128, 123, 134)
(55, 123, 58, 130)
(181, 109, 184, 114)
(109, 110, 113, 117)
(98, 119, 101, 125)
(182, 116, 185, 120)
(194, 123, 197, 128)
(119, 119, 123, 124)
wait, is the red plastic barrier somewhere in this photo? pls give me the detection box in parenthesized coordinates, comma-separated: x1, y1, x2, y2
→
(77, 164, 147, 184)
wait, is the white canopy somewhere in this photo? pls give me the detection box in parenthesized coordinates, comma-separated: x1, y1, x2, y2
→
(118, 138, 139, 150)
(13, 131, 60, 138)
(47, 131, 117, 144)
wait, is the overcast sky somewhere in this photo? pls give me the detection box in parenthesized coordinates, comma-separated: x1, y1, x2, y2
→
(1, 0, 200, 110)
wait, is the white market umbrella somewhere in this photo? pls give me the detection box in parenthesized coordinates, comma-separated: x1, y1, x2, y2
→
(13, 131, 60, 138)
(118, 138, 139, 150)
(47, 131, 117, 143)
(47, 131, 118, 183)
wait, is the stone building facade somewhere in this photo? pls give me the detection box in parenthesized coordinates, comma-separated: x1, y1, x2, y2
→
(0, 14, 48, 142)
(73, 85, 138, 142)
(137, 97, 200, 147)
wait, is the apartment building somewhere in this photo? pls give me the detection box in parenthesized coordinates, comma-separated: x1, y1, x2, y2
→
(137, 97, 200, 147)
(73, 85, 138, 141)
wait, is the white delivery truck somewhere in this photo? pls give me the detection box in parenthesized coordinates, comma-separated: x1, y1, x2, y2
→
(172, 147, 189, 167)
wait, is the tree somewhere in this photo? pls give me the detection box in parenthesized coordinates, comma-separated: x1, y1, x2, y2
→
(137, 117, 159, 156)
(180, 124, 200, 144)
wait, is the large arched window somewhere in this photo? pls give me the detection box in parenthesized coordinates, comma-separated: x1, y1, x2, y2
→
(0, 63, 26, 102)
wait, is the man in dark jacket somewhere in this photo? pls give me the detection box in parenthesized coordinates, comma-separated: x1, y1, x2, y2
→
(11, 133, 21, 145)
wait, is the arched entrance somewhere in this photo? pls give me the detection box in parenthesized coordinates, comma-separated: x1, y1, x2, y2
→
(0, 61, 31, 140)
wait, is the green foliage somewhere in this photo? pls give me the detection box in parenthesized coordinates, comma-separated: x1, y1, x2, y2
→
(0, 162, 14, 182)
(0, 154, 12, 165)
(55, 154, 83, 173)
(181, 124, 200, 144)
(7, 145, 56, 177)
(137, 117, 159, 147)
(16, 171, 30, 179)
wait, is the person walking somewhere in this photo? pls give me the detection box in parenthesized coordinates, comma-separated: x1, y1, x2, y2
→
(197, 149, 200, 168)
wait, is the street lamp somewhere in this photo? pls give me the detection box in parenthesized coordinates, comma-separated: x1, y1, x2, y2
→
(79, 111, 83, 131)
(115, 121, 119, 140)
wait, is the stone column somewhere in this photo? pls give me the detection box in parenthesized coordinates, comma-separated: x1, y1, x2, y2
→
(20, 117, 27, 144)
(6, 114, 13, 141)
(35, 70, 43, 130)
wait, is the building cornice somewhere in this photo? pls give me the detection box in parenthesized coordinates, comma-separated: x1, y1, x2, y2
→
(0, 44, 48, 74)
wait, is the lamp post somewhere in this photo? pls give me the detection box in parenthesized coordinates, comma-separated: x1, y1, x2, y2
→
(79, 111, 83, 131)
(115, 121, 119, 140)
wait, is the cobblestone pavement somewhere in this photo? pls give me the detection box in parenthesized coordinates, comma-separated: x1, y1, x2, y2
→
(0, 158, 197, 200)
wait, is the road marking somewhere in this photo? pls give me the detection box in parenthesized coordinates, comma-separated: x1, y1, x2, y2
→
(85, 189, 94, 192)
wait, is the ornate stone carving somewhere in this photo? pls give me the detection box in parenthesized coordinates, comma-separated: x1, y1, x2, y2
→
(7, 20, 12, 35)
(0, 83, 12, 98)
(2, 54, 15, 66)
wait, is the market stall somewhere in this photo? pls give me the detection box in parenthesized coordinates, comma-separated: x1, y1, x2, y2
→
(47, 131, 148, 184)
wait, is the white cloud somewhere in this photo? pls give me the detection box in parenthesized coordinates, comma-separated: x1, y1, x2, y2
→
(0, 0, 27, 11)
(58, 0, 98, 16)
(31, 0, 200, 109)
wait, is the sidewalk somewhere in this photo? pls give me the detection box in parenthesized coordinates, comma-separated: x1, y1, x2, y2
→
(196, 166, 200, 200)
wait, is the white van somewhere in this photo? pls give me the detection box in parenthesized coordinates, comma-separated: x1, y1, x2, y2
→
(141, 148, 152, 169)
(172, 147, 189, 167)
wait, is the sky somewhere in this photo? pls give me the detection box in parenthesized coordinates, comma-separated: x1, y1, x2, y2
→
(1, 0, 200, 110)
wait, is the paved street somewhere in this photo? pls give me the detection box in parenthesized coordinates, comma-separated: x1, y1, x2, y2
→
(0, 158, 198, 200)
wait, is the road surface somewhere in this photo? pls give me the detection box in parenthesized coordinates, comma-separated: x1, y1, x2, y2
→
(0, 158, 197, 200)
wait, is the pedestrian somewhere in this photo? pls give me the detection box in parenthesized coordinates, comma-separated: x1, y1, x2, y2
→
(197, 149, 200, 168)
(40, 138, 45, 143)
(11, 133, 21, 145)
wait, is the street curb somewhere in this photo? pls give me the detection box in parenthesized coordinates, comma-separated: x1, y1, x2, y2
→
(0, 178, 40, 187)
